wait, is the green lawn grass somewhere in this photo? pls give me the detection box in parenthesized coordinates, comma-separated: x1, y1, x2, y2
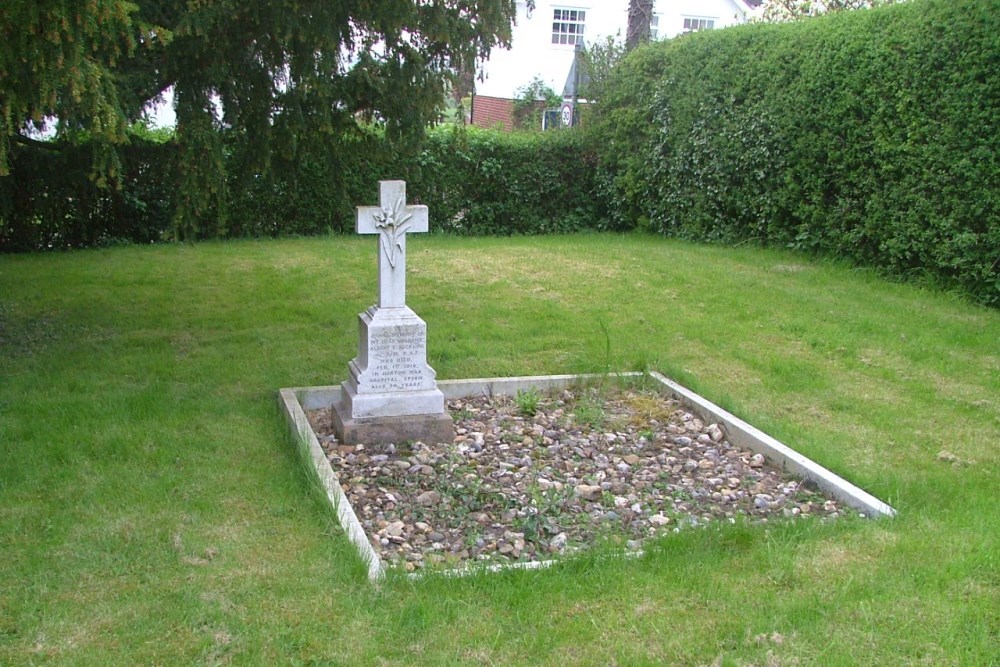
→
(1, 234, 997, 666)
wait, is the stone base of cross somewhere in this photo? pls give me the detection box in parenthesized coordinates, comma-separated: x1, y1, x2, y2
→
(331, 181, 452, 446)
(342, 305, 443, 417)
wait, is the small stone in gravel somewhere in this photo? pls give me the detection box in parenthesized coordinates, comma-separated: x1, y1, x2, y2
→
(649, 514, 671, 527)
(750, 453, 766, 468)
(416, 490, 442, 506)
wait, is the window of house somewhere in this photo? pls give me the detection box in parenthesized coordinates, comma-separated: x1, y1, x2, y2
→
(682, 17, 715, 32)
(650, 14, 661, 40)
(552, 8, 586, 45)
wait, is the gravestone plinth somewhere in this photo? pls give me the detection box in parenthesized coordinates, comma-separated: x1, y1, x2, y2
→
(330, 180, 453, 445)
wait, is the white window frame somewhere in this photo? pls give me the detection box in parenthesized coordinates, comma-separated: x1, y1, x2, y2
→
(650, 14, 661, 40)
(682, 16, 716, 33)
(551, 7, 586, 46)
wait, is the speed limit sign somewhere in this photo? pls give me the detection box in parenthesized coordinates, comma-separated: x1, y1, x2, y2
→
(560, 103, 573, 127)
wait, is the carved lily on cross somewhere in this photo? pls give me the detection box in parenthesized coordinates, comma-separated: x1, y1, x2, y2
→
(373, 196, 413, 269)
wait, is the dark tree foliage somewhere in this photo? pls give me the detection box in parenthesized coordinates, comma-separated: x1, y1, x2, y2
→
(0, 1, 148, 183)
(1, 0, 518, 238)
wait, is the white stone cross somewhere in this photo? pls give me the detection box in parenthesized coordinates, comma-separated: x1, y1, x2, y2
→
(356, 180, 428, 309)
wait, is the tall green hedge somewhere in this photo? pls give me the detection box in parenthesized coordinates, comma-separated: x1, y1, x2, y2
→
(0, 140, 177, 251)
(410, 127, 602, 235)
(0, 125, 600, 250)
(225, 125, 602, 237)
(595, 0, 999, 305)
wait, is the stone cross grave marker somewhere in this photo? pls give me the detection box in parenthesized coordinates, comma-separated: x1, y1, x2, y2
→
(356, 180, 428, 309)
(330, 180, 453, 445)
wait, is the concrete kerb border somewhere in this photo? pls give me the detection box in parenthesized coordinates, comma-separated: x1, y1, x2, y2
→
(278, 372, 896, 584)
(646, 372, 896, 520)
(279, 388, 382, 581)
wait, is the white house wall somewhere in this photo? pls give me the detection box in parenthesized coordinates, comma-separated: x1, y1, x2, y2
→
(476, 0, 754, 100)
(655, 0, 751, 38)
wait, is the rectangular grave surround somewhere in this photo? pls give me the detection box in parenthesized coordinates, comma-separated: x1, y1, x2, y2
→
(279, 372, 896, 582)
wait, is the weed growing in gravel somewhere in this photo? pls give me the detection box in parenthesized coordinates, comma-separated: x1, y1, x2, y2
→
(451, 405, 474, 420)
(515, 387, 542, 416)
(518, 478, 570, 549)
(571, 391, 606, 429)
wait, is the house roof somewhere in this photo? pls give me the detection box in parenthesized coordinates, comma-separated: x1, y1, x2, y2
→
(562, 46, 591, 99)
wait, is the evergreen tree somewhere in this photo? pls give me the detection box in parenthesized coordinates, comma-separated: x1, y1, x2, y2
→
(1, 0, 518, 238)
(0, 1, 147, 182)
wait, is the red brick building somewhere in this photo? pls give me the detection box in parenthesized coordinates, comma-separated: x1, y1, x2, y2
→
(470, 95, 516, 131)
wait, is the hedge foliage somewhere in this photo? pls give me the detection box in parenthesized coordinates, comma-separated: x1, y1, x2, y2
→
(0, 140, 177, 251)
(0, 125, 600, 251)
(228, 125, 603, 237)
(410, 128, 602, 235)
(3, 0, 997, 306)
(595, 0, 999, 305)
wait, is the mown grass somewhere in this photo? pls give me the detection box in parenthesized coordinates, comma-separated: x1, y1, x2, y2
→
(1, 234, 997, 666)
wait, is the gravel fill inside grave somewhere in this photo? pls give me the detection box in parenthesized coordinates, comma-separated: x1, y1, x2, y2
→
(306, 386, 848, 573)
